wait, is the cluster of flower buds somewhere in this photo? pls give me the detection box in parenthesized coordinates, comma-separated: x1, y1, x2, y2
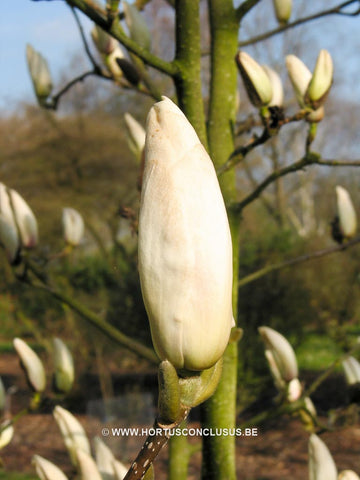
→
(91, 25, 140, 86)
(0, 182, 38, 264)
(272, 0, 292, 24)
(138, 97, 233, 372)
(332, 186, 357, 244)
(26, 44, 53, 107)
(236, 49, 333, 123)
(62, 207, 85, 247)
(309, 433, 360, 480)
(33, 407, 128, 479)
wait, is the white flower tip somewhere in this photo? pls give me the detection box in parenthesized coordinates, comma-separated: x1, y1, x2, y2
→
(13, 337, 46, 392)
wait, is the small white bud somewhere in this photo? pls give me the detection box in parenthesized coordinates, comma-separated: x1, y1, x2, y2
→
(76, 449, 103, 480)
(124, 113, 146, 162)
(304, 396, 317, 418)
(305, 50, 333, 109)
(53, 338, 75, 393)
(338, 470, 360, 480)
(286, 54, 312, 108)
(13, 338, 46, 393)
(26, 44, 52, 106)
(94, 436, 128, 479)
(342, 356, 360, 385)
(53, 406, 91, 466)
(287, 377, 302, 402)
(336, 186, 357, 240)
(236, 52, 273, 107)
(309, 434, 337, 480)
(262, 65, 284, 107)
(139, 97, 233, 371)
(123, 1, 151, 51)
(62, 208, 84, 247)
(91, 25, 118, 55)
(273, 0, 292, 24)
(9, 188, 38, 248)
(259, 326, 298, 382)
(32, 455, 69, 480)
(0, 421, 14, 450)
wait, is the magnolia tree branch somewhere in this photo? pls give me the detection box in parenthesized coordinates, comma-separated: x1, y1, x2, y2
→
(70, 5, 100, 70)
(65, 0, 178, 76)
(239, 0, 360, 47)
(17, 267, 158, 364)
(238, 235, 360, 289)
(231, 153, 360, 214)
(236, 0, 262, 21)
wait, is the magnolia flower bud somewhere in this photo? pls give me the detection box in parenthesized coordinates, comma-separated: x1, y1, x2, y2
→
(338, 471, 360, 480)
(287, 377, 302, 402)
(286, 54, 312, 108)
(273, 0, 292, 24)
(305, 50, 333, 109)
(309, 434, 337, 480)
(0, 183, 38, 258)
(62, 208, 84, 247)
(138, 97, 233, 371)
(336, 186, 357, 240)
(91, 25, 118, 55)
(262, 65, 284, 107)
(13, 338, 46, 393)
(124, 113, 146, 161)
(76, 449, 103, 480)
(94, 436, 128, 479)
(26, 44, 52, 106)
(304, 396, 317, 418)
(259, 326, 298, 382)
(33, 455, 69, 480)
(342, 356, 360, 385)
(0, 421, 14, 450)
(53, 338, 75, 393)
(236, 52, 273, 108)
(123, 1, 151, 51)
(53, 406, 91, 466)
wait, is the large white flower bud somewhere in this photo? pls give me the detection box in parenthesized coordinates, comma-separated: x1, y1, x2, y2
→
(13, 338, 46, 393)
(258, 326, 298, 382)
(273, 0, 292, 24)
(53, 406, 91, 466)
(309, 434, 337, 480)
(62, 208, 84, 247)
(138, 97, 233, 371)
(32, 455, 69, 480)
(26, 44, 52, 106)
(53, 338, 75, 393)
(336, 186, 357, 240)
(236, 52, 273, 108)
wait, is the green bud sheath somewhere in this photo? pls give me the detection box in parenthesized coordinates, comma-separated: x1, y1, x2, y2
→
(158, 360, 181, 424)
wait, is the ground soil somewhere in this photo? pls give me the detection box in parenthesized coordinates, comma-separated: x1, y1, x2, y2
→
(1, 353, 360, 479)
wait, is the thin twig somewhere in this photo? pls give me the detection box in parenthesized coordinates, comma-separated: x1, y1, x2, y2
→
(239, 0, 360, 47)
(238, 235, 360, 289)
(70, 5, 101, 70)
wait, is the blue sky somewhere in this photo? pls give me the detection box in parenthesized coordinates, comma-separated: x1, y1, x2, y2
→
(0, 0, 93, 111)
(1, 1, 360, 113)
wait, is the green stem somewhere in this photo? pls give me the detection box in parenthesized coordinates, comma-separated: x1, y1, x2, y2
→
(168, 421, 191, 480)
(201, 3, 240, 478)
(173, 0, 207, 147)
